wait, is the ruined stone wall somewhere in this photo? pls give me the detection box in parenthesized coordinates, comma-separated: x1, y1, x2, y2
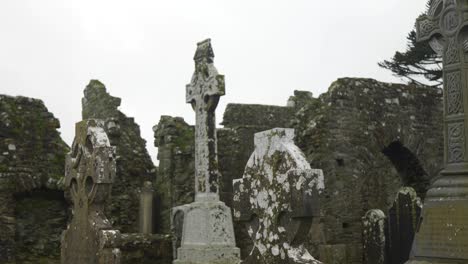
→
(82, 80, 157, 233)
(153, 116, 194, 233)
(0, 95, 69, 264)
(292, 78, 443, 263)
(150, 77, 444, 263)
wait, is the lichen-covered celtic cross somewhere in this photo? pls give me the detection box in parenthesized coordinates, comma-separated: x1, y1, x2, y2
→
(186, 39, 225, 200)
(233, 128, 323, 263)
(61, 119, 120, 264)
(416, 0, 468, 166)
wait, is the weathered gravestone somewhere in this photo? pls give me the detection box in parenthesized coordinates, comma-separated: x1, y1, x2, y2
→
(233, 128, 323, 264)
(171, 39, 240, 264)
(363, 187, 422, 264)
(362, 209, 386, 264)
(61, 119, 121, 264)
(409, 1, 468, 262)
(386, 187, 422, 264)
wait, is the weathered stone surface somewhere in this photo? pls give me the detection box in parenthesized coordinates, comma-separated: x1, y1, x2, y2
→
(407, 1, 468, 262)
(233, 128, 323, 264)
(362, 209, 386, 264)
(291, 78, 443, 263)
(153, 77, 443, 263)
(61, 119, 121, 264)
(82, 80, 157, 233)
(119, 233, 172, 264)
(0, 95, 69, 263)
(173, 39, 240, 264)
(318, 244, 347, 264)
(185, 39, 225, 198)
(386, 187, 421, 264)
(153, 116, 195, 233)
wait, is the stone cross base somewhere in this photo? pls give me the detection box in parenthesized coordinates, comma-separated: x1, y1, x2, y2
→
(172, 200, 240, 264)
(407, 181, 468, 263)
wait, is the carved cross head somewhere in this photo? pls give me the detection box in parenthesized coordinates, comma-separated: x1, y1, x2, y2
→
(186, 39, 225, 112)
(416, 0, 468, 55)
(65, 119, 116, 212)
(62, 119, 118, 264)
(233, 128, 324, 263)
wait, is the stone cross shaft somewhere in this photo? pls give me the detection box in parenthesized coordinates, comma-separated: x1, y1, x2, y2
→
(409, 1, 468, 261)
(186, 39, 225, 200)
(416, 0, 468, 179)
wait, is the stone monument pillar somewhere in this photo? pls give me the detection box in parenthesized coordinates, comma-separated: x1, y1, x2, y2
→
(139, 181, 154, 234)
(407, 1, 468, 262)
(172, 39, 240, 264)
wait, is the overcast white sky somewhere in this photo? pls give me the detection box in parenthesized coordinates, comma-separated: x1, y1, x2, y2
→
(0, 0, 428, 163)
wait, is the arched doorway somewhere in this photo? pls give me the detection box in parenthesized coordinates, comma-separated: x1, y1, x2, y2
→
(382, 141, 430, 198)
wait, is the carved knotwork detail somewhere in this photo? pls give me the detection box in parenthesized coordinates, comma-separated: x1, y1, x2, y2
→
(445, 37, 460, 65)
(185, 39, 225, 196)
(448, 122, 465, 163)
(428, 0, 443, 16)
(444, 0, 456, 8)
(447, 71, 464, 115)
(442, 10, 460, 33)
(417, 18, 439, 40)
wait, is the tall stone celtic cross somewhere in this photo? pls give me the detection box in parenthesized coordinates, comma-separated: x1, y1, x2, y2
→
(61, 119, 121, 264)
(186, 38, 225, 200)
(409, 0, 468, 261)
(417, 0, 468, 167)
(172, 39, 240, 264)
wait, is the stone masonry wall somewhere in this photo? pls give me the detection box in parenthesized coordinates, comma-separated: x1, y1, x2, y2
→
(153, 78, 442, 263)
(291, 78, 443, 263)
(0, 95, 69, 264)
(82, 80, 157, 233)
(153, 116, 194, 233)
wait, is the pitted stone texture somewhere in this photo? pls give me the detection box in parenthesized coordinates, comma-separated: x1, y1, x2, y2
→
(173, 39, 240, 264)
(82, 80, 157, 233)
(292, 78, 443, 262)
(118, 233, 173, 264)
(362, 209, 386, 264)
(61, 119, 121, 264)
(173, 201, 240, 264)
(186, 39, 225, 197)
(233, 128, 323, 264)
(0, 95, 69, 263)
(153, 116, 195, 233)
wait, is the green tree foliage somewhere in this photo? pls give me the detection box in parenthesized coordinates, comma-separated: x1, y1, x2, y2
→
(378, 30, 442, 87)
(379, 0, 442, 87)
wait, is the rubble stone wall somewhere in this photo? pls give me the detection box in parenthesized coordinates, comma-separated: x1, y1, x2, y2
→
(292, 78, 443, 263)
(82, 80, 157, 233)
(0, 95, 69, 264)
(153, 78, 443, 263)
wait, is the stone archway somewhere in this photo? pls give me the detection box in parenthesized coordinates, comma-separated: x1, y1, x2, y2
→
(382, 141, 430, 198)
